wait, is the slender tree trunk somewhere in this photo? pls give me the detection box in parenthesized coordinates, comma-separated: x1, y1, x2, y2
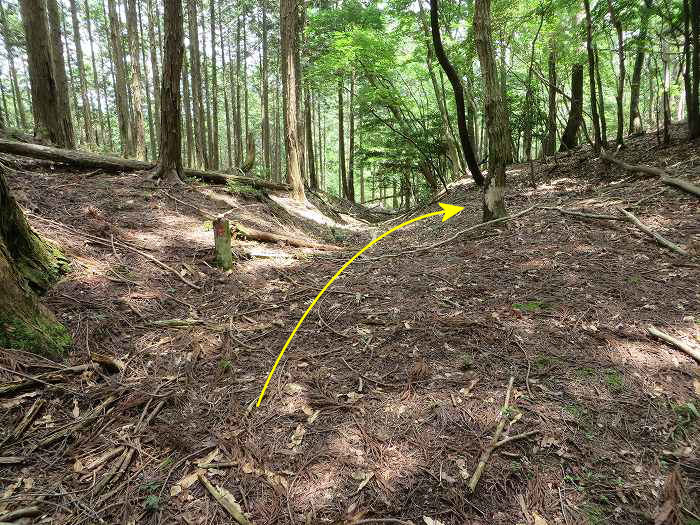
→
(583, 0, 602, 154)
(147, 0, 161, 149)
(19, 0, 72, 146)
(630, 0, 651, 134)
(606, 0, 625, 146)
(45, 0, 75, 148)
(348, 73, 355, 202)
(544, 35, 557, 156)
(560, 64, 584, 150)
(182, 57, 193, 167)
(338, 79, 348, 199)
(594, 46, 608, 146)
(125, 0, 146, 159)
(202, 16, 213, 170)
(68, 0, 93, 146)
(137, 2, 154, 159)
(523, 13, 544, 161)
(219, 7, 232, 170)
(243, 14, 249, 140)
(261, 0, 271, 177)
(430, 0, 483, 186)
(187, 0, 207, 168)
(84, 0, 104, 146)
(234, 16, 243, 166)
(305, 88, 317, 189)
(474, 0, 509, 220)
(0, 0, 28, 129)
(662, 39, 672, 144)
(281, 0, 304, 200)
(153, 0, 184, 183)
(209, 0, 219, 170)
(106, 0, 131, 155)
(61, 12, 79, 139)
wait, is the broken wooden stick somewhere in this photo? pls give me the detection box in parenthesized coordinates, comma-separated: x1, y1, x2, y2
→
(647, 325, 700, 363)
(600, 149, 669, 178)
(198, 472, 251, 525)
(616, 207, 689, 256)
(7, 398, 44, 443)
(468, 377, 538, 492)
(233, 223, 344, 252)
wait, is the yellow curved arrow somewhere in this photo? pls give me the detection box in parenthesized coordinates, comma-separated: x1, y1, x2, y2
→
(256, 202, 464, 406)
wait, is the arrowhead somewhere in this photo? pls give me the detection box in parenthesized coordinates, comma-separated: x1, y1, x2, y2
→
(438, 202, 464, 222)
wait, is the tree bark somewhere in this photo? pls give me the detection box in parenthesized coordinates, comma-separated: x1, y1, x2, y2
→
(152, 0, 184, 183)
(261, 0, 271, 177)
(137, 3, 154, 160)
(430, 0, 484, 186)
(182, 57, 194, 167)
(630, 0, 651, 134)
(606, 0, 625, 146)
(19, 0, 73, 147)
(84, 0, 104, 146)
(126, 0, 146, 160)
(187, 0, 208, 168)
(338, 78, 348, 199)
(106, 0, 132, 155)
(560, 64, 585, 151)
(219, 8, 232, 170)
(523, 13, 545, 161)
(594, 46, 608, 146)
(348, 74, 356, 202)
(689, 0, 700, 138)
(209, 0, 219, 170)
(147, 0, 161, 150)
(234, 16, 243, 167)
(68, 0, 93, 146)
(543, 35, 557, 156)
(280, 0, 304, 201)
(0, 0, 28, 130)
(46, 0, 74, 148)
(0, 166, 70, 357)
(474, 0, 509, 221)
(305, 88, 318, 189)
(583, 0, 601, 154)
(662, 40, 672, 145)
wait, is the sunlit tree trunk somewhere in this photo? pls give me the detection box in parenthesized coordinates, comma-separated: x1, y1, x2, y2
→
(523, 13, 544, 161)
(261, 0, 271, 177)
(281, 0, 304, 200)
(0, 0, 28, 129)
(583, 0, 602, 154)
(46, 0, 75, 147)
(106, 0, 131, 155)
(606, 0, 625, 146)
(147, 0, 161, 149)
(543, 35, 557, 156)
(182, 57, 193, 167)
(662, 40, 672, 145)
(69, 0, 93, 146)
(84, 0, 104, 146)
(234, 15, 243, 166)
(209, 0, 219, 170)
(629, 0, 651, 134)
(348, 73, 356, 202)
(137, 4, 154, 160)
(474, 0, 509, 220)
(219, 8, 232, 170)
(338, 78, 348, 199)
(187, 0, 207, 168)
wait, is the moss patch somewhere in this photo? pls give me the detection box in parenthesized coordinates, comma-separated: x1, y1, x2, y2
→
(0, 314, 72, 358)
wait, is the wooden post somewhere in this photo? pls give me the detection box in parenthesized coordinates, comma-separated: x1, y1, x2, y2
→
(213, 217, 233, 270)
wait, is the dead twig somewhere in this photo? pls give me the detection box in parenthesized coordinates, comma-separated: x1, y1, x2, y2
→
(647, 325, 700, 363)
(197, 472, 251, 525)
(616, 207, 689, 256)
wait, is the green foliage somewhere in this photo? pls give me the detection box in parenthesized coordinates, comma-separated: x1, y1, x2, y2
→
(0, 314, 72, 358)
(512, 300, 546, 312)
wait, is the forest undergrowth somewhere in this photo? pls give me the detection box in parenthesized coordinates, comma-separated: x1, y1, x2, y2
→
(1, 125, 699, 524)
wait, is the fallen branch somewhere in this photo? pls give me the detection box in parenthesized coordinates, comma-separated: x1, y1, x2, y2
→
(7, 398, 44, 443)
(660, 176, 700, 198)
(540, 206, 624, 221)
(468, 377, 538, 493)
(0, 138, 289, 191)
(616, 207, 689, 256)
(198, 473, 251, 525)
(34, 396, 115, 450)
(600, 149, 668, 178)
(0, 506, 42, 522)
(233, 223, 345, 252)
(647, 325, 700, 363)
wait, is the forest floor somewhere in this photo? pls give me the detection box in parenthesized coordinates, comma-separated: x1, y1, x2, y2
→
(1, 125, 699, 525)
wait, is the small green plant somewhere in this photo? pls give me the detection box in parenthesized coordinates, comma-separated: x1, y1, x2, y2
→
(202, 220, 213, 232)
(673, 402, 699, 438)
(219, 359, 233, 372)
(513, 300, 545, 313)
(603, 369, 624, 392)
(575, 367, 596, 379)
(144, 495, 160, 512)
(581, 503, 606, 524)
(227, 180, 262, 198)
(329, 227, 346, 241)
(460, 353, 473, 370)
(627, 275, 641, 284)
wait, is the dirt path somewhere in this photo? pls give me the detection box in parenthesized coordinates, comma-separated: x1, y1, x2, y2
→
(1, 128, 699, 525)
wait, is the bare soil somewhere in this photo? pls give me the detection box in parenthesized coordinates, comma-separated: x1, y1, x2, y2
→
(1, 126, 699, 525)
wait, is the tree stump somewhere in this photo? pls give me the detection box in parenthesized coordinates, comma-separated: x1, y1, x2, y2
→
(213, 217, 233, 270)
